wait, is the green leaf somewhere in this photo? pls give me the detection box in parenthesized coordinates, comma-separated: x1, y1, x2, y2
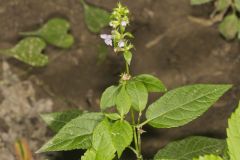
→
(124, 51, 132, 65)
(116, 85, 131, 116)
(215, 0, 231, 11)
(97, 44, 108, 64)
(126, 80, 148, 111)
(146, 84, 232, 128)
(5, 37, 48, 67)
(222, 146, 230, 160)
(111, 120, 133, 157)
(227, 103, 240, 160)
(21, 18, 74, 48)
(92, 119, 116, 160)
(105, 113, 121, 121)
(37, 113, 104, 153)
(81, 148, 97, 160)
(234, 0, 240, 12)
(154, 136, 226, 160)
(134, 74, 167, 93)
(219, 14, 238, 40)
(41, 110, 82, 132)
(191, 0, 213, 5)
(237, 20, 240, 40)
(193, 155, 223, 160)
(81, 0, 110, 33)
(100, 85, 119, 111)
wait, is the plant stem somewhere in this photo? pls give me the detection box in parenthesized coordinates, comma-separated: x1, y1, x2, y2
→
(0, 49, 11, 56)
(125, 61, 129, 74)
(19, 31, 38, 37)
(131, 109, 143, 160)
(0, 50, 6, 55)
(138, 119, 150, 128)
(80, 0, 87, 8)
(137, 112, 142, 155)
(128, 146, 138, 156)
(131, 110, 139, 151)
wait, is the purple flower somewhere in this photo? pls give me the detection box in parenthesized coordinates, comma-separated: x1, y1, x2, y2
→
(118, 40, 125, 48)
(100, 34, 113, 46)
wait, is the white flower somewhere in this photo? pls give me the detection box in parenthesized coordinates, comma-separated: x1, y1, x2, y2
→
(118, 40, 125, 48)
(121, 21, 128, 27)
(100, 34, 113, 46)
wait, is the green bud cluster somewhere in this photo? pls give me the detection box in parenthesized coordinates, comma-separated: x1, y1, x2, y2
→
(109, 3, 134, 77)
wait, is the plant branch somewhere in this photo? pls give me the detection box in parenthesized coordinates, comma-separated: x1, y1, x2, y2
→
(138, 119, 150, 128)
(128, 146, 138, 156)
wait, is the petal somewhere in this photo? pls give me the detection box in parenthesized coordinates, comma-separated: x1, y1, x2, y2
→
(105, 39, 113, 46)
(121, 21, 127, 27)
(100, 34, 108, 39)
(118, 40, 125, 48)
(107, 35, 112, 39)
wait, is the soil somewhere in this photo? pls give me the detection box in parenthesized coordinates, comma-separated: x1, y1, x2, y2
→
(0, 0, 240, 160)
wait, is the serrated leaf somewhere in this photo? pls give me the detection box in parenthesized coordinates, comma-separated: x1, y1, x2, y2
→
(81, 0, 110, 33)
(6, 37, 48, 67)
(215, 0, 231, 11)
(219, 14, 238, 40)
(191, 0, 213, 5)
(116, 85, 131, 116)
(111, 120, 133, 157)
(227, 103, 240, 160)
(100, 85, 119, 111)
(41, 110, 82, 132)
(21, 18, 74, 48)
(146, 84, 231, 128)
(105, 113, 121, 121)
(126, 80, 148, 111)
(134, 74, 167, 93)
(154, 136, 226, 160)
(81, 148, 97, 160)
(37, 113, 104, 153)
(193, 155, 223, 160)
(92, 119, 116, 160)
(124, 51, 132, 65)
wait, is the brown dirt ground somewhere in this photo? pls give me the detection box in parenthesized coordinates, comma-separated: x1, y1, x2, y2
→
(0, 0, 240, 159)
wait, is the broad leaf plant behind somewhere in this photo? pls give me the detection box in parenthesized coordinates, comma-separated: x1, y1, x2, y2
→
(190, 0, 240, 40)
(38, 2, 236, 160)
